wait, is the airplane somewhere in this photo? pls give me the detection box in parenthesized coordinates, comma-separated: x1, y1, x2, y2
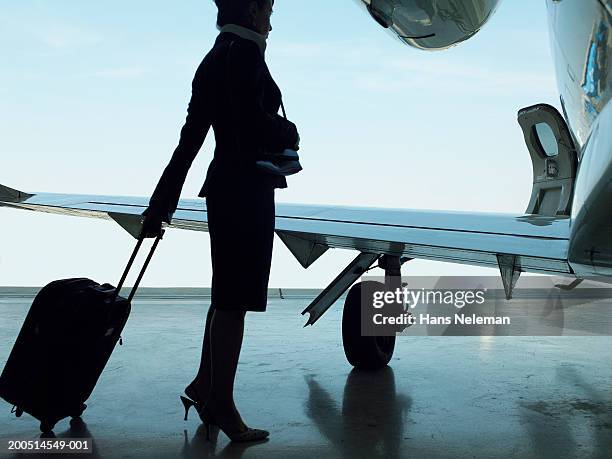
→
(1, 0, 610, 370)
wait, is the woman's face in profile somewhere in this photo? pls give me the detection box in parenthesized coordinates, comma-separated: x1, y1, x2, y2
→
(251, 0, 273, 37)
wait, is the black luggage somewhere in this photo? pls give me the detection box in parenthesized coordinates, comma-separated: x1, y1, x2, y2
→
(0, 235, 162, 433)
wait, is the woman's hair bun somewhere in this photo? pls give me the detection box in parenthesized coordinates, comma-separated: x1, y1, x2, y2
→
(213, 0, 267, 27)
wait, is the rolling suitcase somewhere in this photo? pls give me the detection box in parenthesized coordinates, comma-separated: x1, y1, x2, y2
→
(0, 234, 162, 433)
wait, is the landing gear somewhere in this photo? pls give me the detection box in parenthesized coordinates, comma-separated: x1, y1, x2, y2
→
(342, 281, 396, 370)
(301, 252, 410, 370)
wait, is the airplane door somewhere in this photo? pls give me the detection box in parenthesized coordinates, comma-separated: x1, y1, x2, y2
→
(517, 103, 578, 217)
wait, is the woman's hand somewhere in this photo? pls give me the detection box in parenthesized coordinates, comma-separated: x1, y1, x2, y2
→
(140, 207, 165, 239)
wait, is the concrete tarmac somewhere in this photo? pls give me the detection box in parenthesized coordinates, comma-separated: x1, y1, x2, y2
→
(0, 291, 611, 459)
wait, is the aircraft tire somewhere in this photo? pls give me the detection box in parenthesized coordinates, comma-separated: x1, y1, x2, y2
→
(342, 281, 395, 370)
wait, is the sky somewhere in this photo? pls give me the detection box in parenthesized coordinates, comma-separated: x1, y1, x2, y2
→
(0, 0, 561, 288)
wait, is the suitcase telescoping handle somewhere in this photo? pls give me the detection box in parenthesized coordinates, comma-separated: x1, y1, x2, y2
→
(114, 231, 164, 302)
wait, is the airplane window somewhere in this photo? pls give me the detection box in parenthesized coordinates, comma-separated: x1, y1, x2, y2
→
(535, 123, 559, 157)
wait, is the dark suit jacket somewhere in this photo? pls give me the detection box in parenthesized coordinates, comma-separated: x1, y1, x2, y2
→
(146, 31, 299, 223)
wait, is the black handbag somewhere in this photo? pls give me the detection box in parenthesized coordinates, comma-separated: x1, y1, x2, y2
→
(226, 41, 303, 177)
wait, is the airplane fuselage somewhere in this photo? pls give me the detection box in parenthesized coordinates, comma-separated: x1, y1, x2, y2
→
(547, 0, 612, 277)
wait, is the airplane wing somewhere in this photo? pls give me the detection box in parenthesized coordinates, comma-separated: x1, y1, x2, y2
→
(0, 183, 571, 277)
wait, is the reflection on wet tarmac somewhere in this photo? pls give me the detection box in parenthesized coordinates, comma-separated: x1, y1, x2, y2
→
(0, 293, 610, 458)
(304, 368, 411, 458)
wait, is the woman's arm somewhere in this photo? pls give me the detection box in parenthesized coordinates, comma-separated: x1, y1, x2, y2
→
(144, 78, 211, 224)
(228, 40, 299, 154)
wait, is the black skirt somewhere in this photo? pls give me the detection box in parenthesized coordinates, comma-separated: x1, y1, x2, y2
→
(206, 185, 275, 312)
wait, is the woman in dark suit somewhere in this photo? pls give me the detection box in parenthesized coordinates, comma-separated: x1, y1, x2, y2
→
(141, 0, 299, 442)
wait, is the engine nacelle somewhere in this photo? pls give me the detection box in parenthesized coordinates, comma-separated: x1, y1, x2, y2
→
(355, 0, 502, 50)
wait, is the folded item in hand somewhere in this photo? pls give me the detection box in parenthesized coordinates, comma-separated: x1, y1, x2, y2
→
(256, 149, 303, 177)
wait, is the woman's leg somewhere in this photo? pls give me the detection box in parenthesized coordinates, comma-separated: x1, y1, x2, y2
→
(188, 305, 215, 399)
(206, 308, 248, 430)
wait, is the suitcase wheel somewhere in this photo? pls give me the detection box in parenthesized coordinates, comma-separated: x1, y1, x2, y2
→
(70, 403, 87, 418)
(40, 420, 56, 434)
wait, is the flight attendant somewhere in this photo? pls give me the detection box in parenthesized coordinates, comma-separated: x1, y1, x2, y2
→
(141, 0, 299, 442)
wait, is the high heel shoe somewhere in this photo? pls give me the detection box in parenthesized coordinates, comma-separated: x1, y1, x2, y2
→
(181, 382, 209, 422)
(184, 382, 205, 404)
(180, 395, 200, 422)
(198, 404, 269, 443)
